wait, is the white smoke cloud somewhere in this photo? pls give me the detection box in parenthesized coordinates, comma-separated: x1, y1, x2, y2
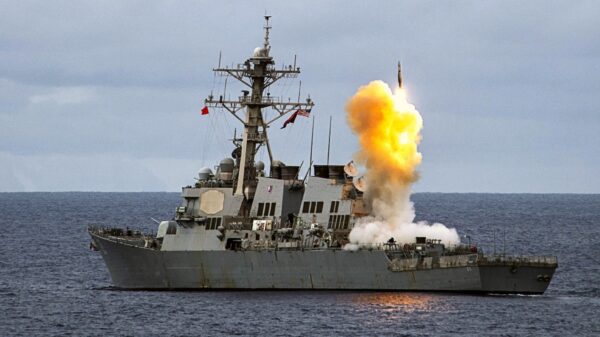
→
(344, 81, 461, 248)
(346, 185, 460, 248)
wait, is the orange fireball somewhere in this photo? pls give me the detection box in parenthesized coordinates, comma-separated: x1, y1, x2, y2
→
(346, 80, 423, 186)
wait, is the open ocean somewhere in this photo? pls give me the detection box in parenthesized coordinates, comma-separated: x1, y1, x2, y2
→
(1, 192, 598, 336)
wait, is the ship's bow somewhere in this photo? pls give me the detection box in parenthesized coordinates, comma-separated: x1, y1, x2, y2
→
(89, 227, 168, 289)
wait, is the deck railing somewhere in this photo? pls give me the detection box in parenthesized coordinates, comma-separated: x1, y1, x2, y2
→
(88, 225, 158, 249)
(478, 255, 558, 266)
(88, 225, 558, 266)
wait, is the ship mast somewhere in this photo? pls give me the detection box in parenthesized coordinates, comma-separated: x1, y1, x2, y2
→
(205, 16, 314, 202)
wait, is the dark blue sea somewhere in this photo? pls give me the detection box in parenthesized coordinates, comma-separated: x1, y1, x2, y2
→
(1, 193, 599, 336)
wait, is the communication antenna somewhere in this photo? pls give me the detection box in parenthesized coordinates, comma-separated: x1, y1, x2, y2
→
(301, 160, 313, 184)
(353, 176, 366, 192)
(326, 115, 332, 165)
(344, 161, 358, 177)
(263, 15, 272, 51)
(204, 16, 314, 198)
(309, 113, 314, 169)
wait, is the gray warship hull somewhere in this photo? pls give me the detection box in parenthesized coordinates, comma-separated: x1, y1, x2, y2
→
(90, 231, 556, 294)
(88, 18, 559, 295)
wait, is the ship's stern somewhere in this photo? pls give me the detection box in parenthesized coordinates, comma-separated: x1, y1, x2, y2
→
(477, 255, 558, 294)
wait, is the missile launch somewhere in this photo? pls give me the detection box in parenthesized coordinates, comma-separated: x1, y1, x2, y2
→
(397, 61, 402, 88)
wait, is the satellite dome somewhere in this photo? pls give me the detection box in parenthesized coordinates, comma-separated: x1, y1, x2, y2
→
(253, 47, 267, 57)
(269, 160, 285, 179)
(219, 158, 235, 173)
(255, 161, 265, 171)
(198, 167, 213, 181)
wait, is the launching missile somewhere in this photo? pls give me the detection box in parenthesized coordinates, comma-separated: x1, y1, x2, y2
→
(397, 61, 402, 88)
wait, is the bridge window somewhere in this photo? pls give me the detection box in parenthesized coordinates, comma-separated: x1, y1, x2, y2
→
(302, 201, 323, 213)
(257, 202, 277, 217)
(303, 201, 324, 214)
(206, 217, 222, 230)
(269, 202, 276, 216)
(330, 201, 339, 213)
(257, 203, 264, 216)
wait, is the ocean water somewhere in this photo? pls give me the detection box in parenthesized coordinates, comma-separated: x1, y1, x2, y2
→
(1, 192, 598, 336)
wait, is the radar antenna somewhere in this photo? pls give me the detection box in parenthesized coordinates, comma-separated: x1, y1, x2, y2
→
(204, 16, 315, 205)
(344, 161, 358, 177)
(353, 176, 367, 192)
(263, 15, 271, 52)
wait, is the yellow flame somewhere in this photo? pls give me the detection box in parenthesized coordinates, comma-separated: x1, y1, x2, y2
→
(346, 80, 422, 185)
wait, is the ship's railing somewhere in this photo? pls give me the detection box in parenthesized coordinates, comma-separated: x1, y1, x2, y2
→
(344, 243, 389, 251)
(247, 241, 278, 250)
(238, 95, 279, 105)
(223, 217, 255, 231)
(88, 225, 160, 250)
(388, 254, 479, 272)
(479, 255, 558, 267)
(241, 241, 405, 252)
(245, 242, 411, 252)
(223, 216, 288, 231)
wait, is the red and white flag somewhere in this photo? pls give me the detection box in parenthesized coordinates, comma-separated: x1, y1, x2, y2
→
(281, 108, 311, 129)
(297, 108, 311, 117)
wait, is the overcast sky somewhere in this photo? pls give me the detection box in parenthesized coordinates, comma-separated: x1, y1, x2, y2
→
(1, 1, 598, 192)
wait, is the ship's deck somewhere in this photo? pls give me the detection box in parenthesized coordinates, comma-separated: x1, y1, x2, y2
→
(88, 226, 558, 271)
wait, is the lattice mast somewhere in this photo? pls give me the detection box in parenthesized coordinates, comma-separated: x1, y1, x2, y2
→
(205, 16, 314, 200)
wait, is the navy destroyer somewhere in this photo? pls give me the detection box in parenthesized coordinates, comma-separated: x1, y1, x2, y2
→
(89, 17, 557, 293)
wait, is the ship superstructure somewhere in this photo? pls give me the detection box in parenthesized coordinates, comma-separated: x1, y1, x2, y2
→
(89, 17, 557, 293)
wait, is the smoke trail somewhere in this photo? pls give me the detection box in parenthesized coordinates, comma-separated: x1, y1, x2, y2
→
(345, 80, 459, 248)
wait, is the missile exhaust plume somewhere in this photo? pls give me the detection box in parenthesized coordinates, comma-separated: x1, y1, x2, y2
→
(345, 80, 459, 248)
